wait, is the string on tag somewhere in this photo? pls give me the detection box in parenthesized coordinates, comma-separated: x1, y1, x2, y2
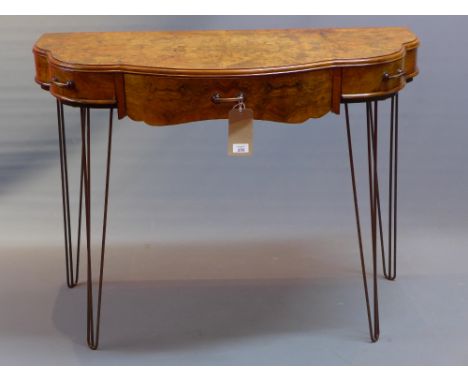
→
(232, 101, 246, 112)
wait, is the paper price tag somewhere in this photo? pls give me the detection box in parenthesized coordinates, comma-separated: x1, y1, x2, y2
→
(232, 143, 249, 154)
(228, 105, 253, 156)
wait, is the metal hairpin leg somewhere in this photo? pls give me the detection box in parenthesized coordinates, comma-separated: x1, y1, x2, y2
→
(56, 100, 83, 288)
(56, 101, 113, 349)
(344, 94, 399, 342)
(368, 95, 399, 280)
(80, 106, 114, 350)
(384, 95, 399, 280)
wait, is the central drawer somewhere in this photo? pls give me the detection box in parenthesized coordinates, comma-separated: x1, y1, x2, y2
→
(123, 70, 334, 126)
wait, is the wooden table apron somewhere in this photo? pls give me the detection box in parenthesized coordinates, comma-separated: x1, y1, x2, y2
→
(33, 27, 419, 350)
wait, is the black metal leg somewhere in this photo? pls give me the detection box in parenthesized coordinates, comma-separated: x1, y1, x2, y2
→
(368, 96, 399, 281)
(367, 94, 398, 281)
(383, 94, 398, 281)
(80, 106, 114, 350)
(344, 95, 400, 342)
(56, 100, 83, 288)
(344, 101, 379, 342)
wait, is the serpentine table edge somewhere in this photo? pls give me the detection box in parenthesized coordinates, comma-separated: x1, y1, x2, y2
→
(33, 27, 419, 125)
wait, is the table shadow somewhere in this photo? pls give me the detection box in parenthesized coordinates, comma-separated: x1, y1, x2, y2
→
(51, 237, 367, 353)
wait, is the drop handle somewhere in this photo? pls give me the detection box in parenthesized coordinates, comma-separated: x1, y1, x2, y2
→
(382, 69, 406, 81)
(211, 92, 245, 104)
(51, 77, 74, 89)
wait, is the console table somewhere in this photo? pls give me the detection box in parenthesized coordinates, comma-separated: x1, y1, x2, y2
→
(33, 27, 419, 350)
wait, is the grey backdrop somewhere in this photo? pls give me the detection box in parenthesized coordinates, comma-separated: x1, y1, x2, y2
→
(0, 16, 467, 365)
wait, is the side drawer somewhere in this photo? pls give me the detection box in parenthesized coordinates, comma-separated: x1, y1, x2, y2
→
(342, 58, 406, 100)
(49, 64, 116, 105)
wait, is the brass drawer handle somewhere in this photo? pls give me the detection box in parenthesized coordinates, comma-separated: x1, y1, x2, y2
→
(382, 69, 406, 81)
(51, 77, 74, 89)
(211, 92, 244, 104)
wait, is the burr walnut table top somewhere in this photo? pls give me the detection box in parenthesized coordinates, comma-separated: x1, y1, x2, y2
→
(34, 28, 418, 75)
(33, 27, 419, 125)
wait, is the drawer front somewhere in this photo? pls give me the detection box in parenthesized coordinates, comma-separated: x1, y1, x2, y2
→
(124, 70, 334, 126)
(49, 65, 116, 105)
(341, 58, 406, 100)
